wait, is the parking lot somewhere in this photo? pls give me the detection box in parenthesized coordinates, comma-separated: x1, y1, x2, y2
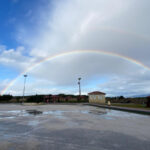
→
(0, 104, 150, 150)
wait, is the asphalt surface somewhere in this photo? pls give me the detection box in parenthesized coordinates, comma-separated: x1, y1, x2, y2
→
(0, 104, 150, 150)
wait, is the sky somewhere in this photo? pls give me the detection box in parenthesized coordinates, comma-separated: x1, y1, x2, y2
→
(0, 0, 150, 97)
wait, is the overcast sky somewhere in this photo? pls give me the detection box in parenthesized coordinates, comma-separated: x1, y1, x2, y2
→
(0, 0, 150, 97)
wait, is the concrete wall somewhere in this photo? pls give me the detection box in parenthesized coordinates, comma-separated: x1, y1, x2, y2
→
(89, 95, 106, 104)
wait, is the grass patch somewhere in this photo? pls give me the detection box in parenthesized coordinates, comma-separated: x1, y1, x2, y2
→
(111, 103, 150, 110)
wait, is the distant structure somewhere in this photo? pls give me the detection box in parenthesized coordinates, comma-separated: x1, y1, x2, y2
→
(147, 96, 150, 107)
(43, 95, 87, 103)
(88, 91, 106, 104)
(78, 77, 81, 96)
(22, 74, 28, 101)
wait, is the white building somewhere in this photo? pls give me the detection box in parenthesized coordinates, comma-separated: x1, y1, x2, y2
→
(88, 91, 106, 104)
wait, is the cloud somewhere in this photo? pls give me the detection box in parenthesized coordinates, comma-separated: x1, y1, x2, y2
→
(17, 0, 150, 64)
(1, 0, 150, 96)
(5, 52, 150, 96)
(0, 79, 11, 94)
(0, 46, 36, 71)
(18, 0, 131, 55)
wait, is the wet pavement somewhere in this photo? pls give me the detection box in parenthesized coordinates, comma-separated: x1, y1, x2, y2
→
(0, 104, 150, 150)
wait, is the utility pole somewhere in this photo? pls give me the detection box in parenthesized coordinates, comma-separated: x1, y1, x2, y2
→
(78, 77, 81, 98)
(22, 74, 28, 101)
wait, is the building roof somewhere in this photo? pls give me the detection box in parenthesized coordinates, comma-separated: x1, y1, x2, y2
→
(88, 91, 106, 95)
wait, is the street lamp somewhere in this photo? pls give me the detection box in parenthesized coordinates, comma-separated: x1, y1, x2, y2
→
(78, 77, 81, 97)
(22, 74, 28, 101)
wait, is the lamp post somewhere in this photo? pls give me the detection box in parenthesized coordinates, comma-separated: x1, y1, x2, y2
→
(78, 77, 81, 97)
(22, 74, 28, 101)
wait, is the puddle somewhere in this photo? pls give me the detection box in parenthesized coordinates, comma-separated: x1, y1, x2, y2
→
(105, 109, 149, 118)
(28, 120, 40, 126)
(43, 110, 63, 115)
(26, 110, 43, 115)
(0, 108, 148, 120)
(89, 110, 106, 115)
(80, 110, 89, 114)
(0, 109, 91, 120)
(0, 116, 15, 120)
(92, 109, 149, 120)
(0, 110, 41, 119)
(0, 110, 68, 119)
(43, 110, 68, 119)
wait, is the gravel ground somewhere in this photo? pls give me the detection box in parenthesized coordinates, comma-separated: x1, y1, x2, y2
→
(0, 104, 150, 150)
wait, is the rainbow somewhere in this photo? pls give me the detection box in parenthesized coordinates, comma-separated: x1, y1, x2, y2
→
(1, 49, 150, 95)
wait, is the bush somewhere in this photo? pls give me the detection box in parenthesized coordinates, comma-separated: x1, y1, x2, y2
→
(0, 95, 13, 103)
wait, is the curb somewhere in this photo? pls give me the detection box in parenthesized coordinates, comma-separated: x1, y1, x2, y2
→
(85, 103, 150, 115)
